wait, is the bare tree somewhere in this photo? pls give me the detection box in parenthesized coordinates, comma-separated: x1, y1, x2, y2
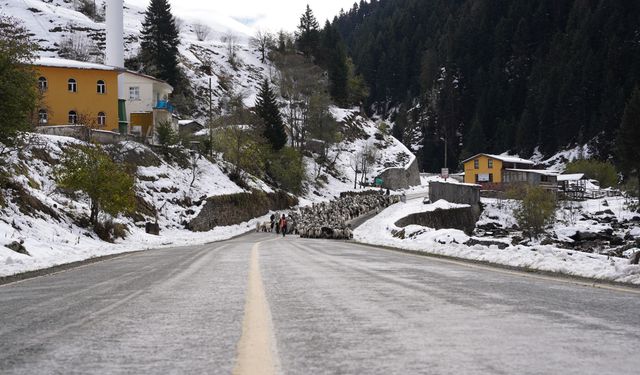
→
(58, 33, 97, 62)
(249, 30, 274, 63)
(221, 31, 240, 69)
(188, 151, 202, 188)
(349, 150, 364, 189)
(174, 17, 185, 32)
(271, 52, 326, 151)
(193, 23, 211, 42)
(359, 141, 379, 185)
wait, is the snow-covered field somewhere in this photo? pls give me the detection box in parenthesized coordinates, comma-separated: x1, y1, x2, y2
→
(354, 197, 640, 285)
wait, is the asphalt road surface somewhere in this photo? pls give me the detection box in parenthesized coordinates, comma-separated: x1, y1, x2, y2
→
(1, 233, 639, 374)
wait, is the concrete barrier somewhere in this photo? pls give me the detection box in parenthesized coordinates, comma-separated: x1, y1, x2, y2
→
(429, 181, 480, 206)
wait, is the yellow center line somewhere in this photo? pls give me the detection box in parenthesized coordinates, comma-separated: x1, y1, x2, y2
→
(232, 241, 280, 375)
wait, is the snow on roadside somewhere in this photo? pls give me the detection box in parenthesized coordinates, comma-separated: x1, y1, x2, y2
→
(0, 213, 269, 278)
(0, 134, 270, 278)
(354, 199, 640, 285)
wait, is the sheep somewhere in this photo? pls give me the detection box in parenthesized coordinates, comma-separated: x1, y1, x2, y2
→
(293, 191, 399, 240)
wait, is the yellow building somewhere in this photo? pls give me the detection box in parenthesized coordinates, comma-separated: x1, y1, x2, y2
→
(462, 153, 535, 184)
(33, 58, 122, 131)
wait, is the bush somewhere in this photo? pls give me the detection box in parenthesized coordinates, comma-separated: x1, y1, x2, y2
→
(55, 145, 136, 226)
(565, 159, 618, 188)
(94, 219, 129, 243)
(156, 121, 178, 148)
(267, 147, 305, 194)
(505, 183, 528, 200)
(513, 186, 557, 238)
(377, 121, 391, 135)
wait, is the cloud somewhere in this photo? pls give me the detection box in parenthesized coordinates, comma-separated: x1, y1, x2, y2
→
(126, 0, 353, 32)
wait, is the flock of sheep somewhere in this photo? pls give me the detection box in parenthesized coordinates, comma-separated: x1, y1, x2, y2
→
(296, 192, 400, 240)
(256, 191, 399, 240)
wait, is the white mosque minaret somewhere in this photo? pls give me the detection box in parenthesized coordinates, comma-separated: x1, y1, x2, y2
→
(105, 0, 124, 69)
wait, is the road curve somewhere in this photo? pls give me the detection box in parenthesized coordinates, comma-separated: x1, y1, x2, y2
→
(0, 233, 638, 374)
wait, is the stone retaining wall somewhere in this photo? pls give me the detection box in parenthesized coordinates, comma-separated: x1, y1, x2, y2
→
(377, 157, 421, 190)
(187, 190, 298, 232)
(395, 206, 479, 235)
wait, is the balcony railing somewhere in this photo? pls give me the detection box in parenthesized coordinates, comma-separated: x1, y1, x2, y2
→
(154, 100, 175, 113)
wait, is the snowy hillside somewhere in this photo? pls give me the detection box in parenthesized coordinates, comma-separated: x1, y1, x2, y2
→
(302, 108, 417, 203)
(1, 0, 268, 114)
(0, 134, 271, 277)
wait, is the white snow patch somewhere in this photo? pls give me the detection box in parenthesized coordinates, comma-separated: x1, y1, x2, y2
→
(355, 197, 640, 285)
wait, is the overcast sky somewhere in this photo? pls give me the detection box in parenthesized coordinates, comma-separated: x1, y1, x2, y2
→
(127, 0, 356, 33)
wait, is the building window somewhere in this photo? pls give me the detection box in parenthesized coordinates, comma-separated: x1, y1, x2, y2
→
(38, 109, 48, 124)
(97, 112, 106, 127)
(474, 159, 479, 169)
(129, 86, 140, 100)
(38, 77, 48, 92)
(68, 78, 77, 93)
(68, 110, 77, 124)
(97, 80, 106, 94)
(488, 159, 494, 169)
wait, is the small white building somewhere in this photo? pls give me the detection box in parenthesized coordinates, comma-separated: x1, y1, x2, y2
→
(120, 71, 177, 143)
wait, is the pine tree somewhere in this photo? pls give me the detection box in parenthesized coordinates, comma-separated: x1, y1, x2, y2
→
(617, 87, 640, 199)
(255, 79, 287, 151)
(463, 118, 486, 158)
(0, 16, 38, 144)
(296, 5, 320, 58)
(139, 0, 180, 88)
(321, 22, 349, 106)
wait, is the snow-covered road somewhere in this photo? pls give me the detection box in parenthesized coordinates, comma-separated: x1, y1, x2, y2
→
(1, 233, 639, 374)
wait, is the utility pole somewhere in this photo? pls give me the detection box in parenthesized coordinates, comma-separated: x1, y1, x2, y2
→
(209, 77, 213, 126)
(208, 77, 214, 158)
(444, 132, 447, 169)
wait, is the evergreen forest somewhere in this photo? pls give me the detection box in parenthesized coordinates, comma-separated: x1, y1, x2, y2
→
(332, 0, 640, 171)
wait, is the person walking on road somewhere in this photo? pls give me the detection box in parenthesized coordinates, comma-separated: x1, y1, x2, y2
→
(270, 214, 275, 232)
(279, 214, 288, 237)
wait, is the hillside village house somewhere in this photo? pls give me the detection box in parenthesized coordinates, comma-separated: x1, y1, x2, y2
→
(33, 58, 122, 131)
(463, 154, 536, 184)
(462, 153, 560, 191)
(32, 58, 176, 144)
(121, 71, 176, 143)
